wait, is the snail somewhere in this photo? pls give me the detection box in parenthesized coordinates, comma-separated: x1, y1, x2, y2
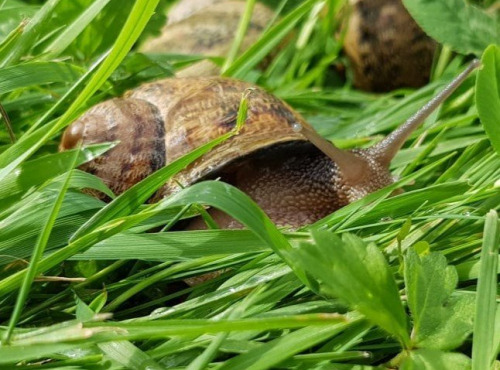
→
(140, 0, 275, 77)
(344, 0, 437, 92)
(60, 61, 479, 229)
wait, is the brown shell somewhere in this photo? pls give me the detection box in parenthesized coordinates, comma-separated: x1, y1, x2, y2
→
(60, 77, 308, 198)
(139, 1, 275, 77)
(60, 98, 165, 196)
(344, 0, 437, 92)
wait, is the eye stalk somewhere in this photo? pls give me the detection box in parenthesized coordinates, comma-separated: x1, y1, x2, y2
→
(295, 60, 481, 184)
(371, 59, 481, 166)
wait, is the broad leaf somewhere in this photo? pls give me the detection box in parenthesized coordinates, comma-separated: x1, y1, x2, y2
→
(400, 349, 471, 370)
(405, 250, 475, 350)
(402, 0, 498, 56)
(292, 230, 410, 347)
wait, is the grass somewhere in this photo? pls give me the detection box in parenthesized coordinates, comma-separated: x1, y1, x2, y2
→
(0, 0, 499, 369)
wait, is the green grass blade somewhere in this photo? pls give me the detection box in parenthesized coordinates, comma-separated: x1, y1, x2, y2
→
(0, 212, 150, 296)
(70, 131, 234, 241)
(2, 146, 79, 344)
(70, 229, 279, 261)
(104, 256, 222, 312)
(99, 340, 164, 370)
(472, 210, 500, 370)
(0, 19, 27, 61)
(186, 331, 229, 370)
(223, 0, 320, 78)
(0, 143, 113, 202)
(0, 52, 107, 157)
(218, 323, 355, 370)
(141, 265, 293, 321)
(0, 172, 256, 297)
(151, 181, 308, 283)
(76, 298, 164, 370)
(476, 44, 500, 155)
(221, 0, 256, 73)
(0, 0, 61, 67)
(0, 314, 346, 364)
(75, 315, 349, 340)
(0, 191, 104, 265)
(42, 0, 112, 58)
(0, 61, 81, 93)
(25, 51, 109, 135)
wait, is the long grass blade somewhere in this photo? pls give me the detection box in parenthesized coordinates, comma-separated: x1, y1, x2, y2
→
(222, 0, 256, 73)
(2, 146, 79, 343)
(43, 0, 112, 58)
(0, 61, 82, 94)
(0, 102, 15, 143)
(471, 210, 499, 369)
(223, 0, 321, 78)
(70, 131, 234, 241)
(0, 0, 61, 67)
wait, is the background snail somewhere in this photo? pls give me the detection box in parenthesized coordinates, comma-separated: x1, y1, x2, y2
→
(141, 0, 436, 91)
(140, 1, 275, 78)
(60, 61, 478, 229)
(344, 0, 437, 91)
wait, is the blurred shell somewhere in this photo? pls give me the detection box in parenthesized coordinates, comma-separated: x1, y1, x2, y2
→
(166, 0, 226, 25)
(344, 0, 437, 92)
(140, 1, 274, 77)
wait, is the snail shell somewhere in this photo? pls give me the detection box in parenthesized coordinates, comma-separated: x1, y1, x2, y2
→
(61, 78, 313, 197)
(344, 0, 437, 91)
(165, 0, 226, 25)
(140, 1, 275, 77)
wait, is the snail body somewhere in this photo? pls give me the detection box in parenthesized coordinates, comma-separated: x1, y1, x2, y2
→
(60, 62, 478, 228)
